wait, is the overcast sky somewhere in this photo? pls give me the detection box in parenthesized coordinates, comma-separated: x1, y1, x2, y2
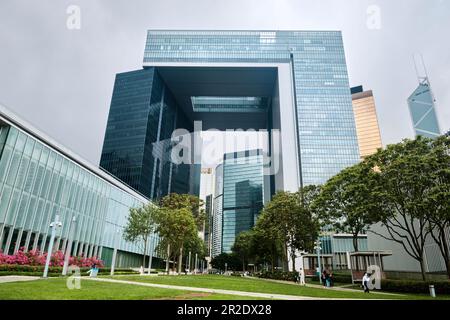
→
(0, 0, 448, 166)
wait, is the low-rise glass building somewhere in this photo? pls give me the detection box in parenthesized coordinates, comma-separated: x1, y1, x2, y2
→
(0, 104, 158, 267)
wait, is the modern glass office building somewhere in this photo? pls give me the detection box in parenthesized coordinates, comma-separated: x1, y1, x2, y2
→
(0, 104, 159, 267)
(100, 68, 198, 200)
(220, 150, 265, 253)
(407, 78, 441, 138)
(211, 164, 223, 258)
(102, 30, 360, 200)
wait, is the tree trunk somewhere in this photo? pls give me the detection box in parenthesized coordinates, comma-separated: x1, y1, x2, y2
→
(291, 252, 296, 272)
(283, 242, 289, 271)
(178, 246, 183, 274)
(165, 243, 170, 273)
(439, 230, 450, 279)
(142, 237, 147, 268)
(353, 234, 359, 252)
(419, 258, 427, 281)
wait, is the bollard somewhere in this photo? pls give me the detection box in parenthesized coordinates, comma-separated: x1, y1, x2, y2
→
(429, 285, 436, 298)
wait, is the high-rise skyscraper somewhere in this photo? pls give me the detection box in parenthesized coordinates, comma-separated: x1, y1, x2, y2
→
(100, 30, 360, 201)
(211, 151, 266, 256)
(351, 86, 383, 159)
(407, 78, 441, 139)
(211, 164, 223, 257)
(100, 68, 196, 199)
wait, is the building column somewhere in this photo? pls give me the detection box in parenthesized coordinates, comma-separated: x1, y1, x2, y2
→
(23, 231, 32, 252)
(77, 242, 84, 256)
(32, 233, 40, 251)
(3, 227, 15, 255)
(13, 228, 24, 254)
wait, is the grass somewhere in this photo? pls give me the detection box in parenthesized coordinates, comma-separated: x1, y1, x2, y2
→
(0, 277, 262, 300)
(1, 274, 449, 300)
(105, 274, 450, 300)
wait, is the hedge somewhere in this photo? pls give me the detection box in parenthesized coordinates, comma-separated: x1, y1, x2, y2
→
(380, 279, 450, 294)
(257, 271, 299, 282)
(309, 273, 353, 284)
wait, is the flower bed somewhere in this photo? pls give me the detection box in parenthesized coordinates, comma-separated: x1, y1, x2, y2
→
(0, 247, 103, 267)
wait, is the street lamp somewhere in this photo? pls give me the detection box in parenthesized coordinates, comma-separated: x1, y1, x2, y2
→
(43, 215, 62, 278)
(147, 235, 154, 275)
(110, 227, 120, 276)
(314, 239, 322, 284)
(62, 216, 77, 276)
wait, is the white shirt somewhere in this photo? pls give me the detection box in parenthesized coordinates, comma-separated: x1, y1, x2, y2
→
(362, 274, 371, 284)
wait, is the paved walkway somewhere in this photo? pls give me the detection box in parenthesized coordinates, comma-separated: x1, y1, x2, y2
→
(0, 275, 40, 284)
(254, 277, 403, 296)
(83, 277, 336, 300)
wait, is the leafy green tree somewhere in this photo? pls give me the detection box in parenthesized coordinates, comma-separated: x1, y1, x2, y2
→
(293, 186, 321, 257)
(123, 202, 158, 267)
(424, 135, 450, 278)
(257, 189, 320, 271)
(160, 193, 205, 229)
(232, 230, 255, 271)
(313, 162, 381, 252)
(155, 207, 198, 273)
(253, 216, 284, 271)
(367, 136, 436, 280)
(210, 253, 242, 271)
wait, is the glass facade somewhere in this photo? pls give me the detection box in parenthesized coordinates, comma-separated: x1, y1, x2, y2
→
(211, 164, 223, 257)
(144, 30, 360, 186)
(100, 68, 195, 199)
(0, 111, 158, 267)
(221, 150, 264, 253)
(191, 96, 269, 113)
(408, 79, 441, 139)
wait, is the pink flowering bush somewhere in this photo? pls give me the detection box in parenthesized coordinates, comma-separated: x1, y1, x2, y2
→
(0, 247, 103, 268)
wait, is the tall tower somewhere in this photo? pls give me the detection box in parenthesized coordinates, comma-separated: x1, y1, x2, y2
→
(351, 86, 383, 159)
(407, 55, 441, 138)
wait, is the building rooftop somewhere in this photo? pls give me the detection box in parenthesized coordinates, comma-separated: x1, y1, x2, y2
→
(0, 103, 149, 203)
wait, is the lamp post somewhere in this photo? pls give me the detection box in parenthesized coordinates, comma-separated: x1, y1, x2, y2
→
(43, 215, 62, 278)
(147, 235, 154, 275)
(314, 239, 322, 284)
(62, 216, 77, 276)
(110, 228, 120, 276)
(194, 253, 198, 274)
(188, 251, 192, 273)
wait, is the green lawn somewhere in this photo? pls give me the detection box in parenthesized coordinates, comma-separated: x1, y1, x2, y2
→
(106, 274, 450, 300)
(0, 277, 261, 300)
(1, 275, 448, 300)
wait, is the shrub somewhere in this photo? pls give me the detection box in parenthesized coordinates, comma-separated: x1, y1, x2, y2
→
(0, 247, 104, 268)
(380, 279, 450, 294)
(258, 270, 299, 282)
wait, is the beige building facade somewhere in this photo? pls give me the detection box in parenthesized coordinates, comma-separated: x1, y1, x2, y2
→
(351, 87, 383, 159)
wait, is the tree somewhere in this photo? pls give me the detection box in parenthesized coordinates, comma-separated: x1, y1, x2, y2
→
(252, 213, 284, 271)
(155, 206, 198, 273)
(159, 193, 205, 229)
(123, 202, 158, 267)
(313, 162, 381, 252)
(257, 190, 320, 271)
(293, 186, 321, 261)
(232, 230, 255, 271)
(424, 135, 450, 278)
(367, 136, 436, 280)
(210, 253, 242, 271)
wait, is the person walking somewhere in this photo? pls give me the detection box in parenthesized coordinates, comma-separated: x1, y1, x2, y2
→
(321, 270, 327, 287)
(362, 272, 371, 293)
(87, 263, 99, 278)
(299, 268, 306, 286)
